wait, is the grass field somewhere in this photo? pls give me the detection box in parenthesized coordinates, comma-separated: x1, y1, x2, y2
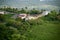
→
(27, 20, 60, 40)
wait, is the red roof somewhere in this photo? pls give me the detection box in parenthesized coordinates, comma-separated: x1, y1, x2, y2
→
(19, 15, 25, 17)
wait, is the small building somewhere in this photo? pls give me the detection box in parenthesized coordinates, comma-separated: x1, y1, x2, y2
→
(26, 14, 39, 20)
(42, 11, 50, 15)
(18, 14, 27, 19)
(12, 11, 51, 20)
(0, 11, 5, 14)
(17, 14, 38, 20)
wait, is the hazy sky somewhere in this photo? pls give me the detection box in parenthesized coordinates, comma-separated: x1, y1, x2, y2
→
(0, 0, 60, 8)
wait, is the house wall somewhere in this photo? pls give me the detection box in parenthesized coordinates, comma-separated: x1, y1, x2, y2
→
(26, 16, 38, 20)
(0, 11, 4, 14)
(18, 14, 27, 19)
(42, 11, 50, 15)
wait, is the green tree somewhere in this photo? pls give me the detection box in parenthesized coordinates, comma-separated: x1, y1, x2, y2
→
(0, 14, 6, 22)
(25, 7, 28, 10)
(20, 8, 26, 13)
(29, 9, 40, 14)
(0, 23, 21, 40)
(15, 17, 22, 21)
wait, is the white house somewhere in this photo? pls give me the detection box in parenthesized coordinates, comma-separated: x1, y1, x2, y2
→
(12, 11, 51, 20)
(17, 14, 38, 20)
(17, 11, 50, 20)
(26, 15, 38, 20)
(42, 11, 50, 15)
(18, 14, 27, 19)
(0, 11, 5, 14)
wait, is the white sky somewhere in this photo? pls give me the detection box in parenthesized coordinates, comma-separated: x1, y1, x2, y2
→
(40, 0, 44, 1)
(40, 0, 54, 1)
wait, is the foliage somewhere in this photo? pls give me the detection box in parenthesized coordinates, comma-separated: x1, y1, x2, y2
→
(0, 14, 6, 22)
(0, 6, 41, 14)
(29, 9, 40, 14)
(0, 9, 60, 40)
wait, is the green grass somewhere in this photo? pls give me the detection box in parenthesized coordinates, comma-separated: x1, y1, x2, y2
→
(28, 21, 60, 40)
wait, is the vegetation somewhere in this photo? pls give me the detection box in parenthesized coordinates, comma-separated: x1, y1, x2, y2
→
(0, 7, 60, 40)
(0, 6, 41, 14)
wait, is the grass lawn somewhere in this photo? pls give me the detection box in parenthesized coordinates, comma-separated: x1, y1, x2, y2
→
(28, 21, 60, 40)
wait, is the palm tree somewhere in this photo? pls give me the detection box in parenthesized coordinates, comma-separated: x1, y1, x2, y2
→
(25, 7, 28, 10)
(3, 6, 6, 11)
(25, 7, 28, 13)
(20, 8, 26, 13)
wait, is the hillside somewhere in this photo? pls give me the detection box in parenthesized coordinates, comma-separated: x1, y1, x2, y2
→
(0, 9, 60, 40)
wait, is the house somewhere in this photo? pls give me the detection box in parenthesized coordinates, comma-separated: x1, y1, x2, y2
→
(42, 11, 50, 15)
(26, 14, 39, 20)
(12, 11, 51, 20)
(18, 14, 27, 19)
(11, 13, 27, 19)
(0, 11, 5, 14)
(12, 13, 38, 20)
(27, 11, 50, 20)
